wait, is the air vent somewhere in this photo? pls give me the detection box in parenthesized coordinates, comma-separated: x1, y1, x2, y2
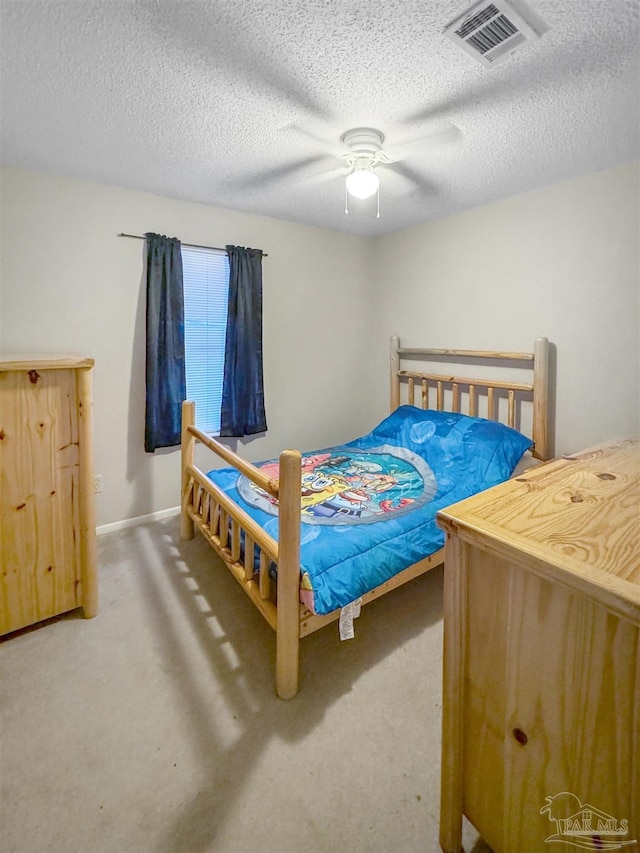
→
(444, 0, 548, 67)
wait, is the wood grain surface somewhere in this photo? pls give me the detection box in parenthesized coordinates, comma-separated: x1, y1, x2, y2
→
(1, 361, 96, 634)
(439, 440, 639, 853)
(439, 440, 640, 621)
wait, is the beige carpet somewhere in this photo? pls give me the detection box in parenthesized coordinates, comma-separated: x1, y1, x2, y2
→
(0, 517, 489, 853)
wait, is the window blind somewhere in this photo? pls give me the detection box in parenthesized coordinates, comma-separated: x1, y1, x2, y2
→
(182, 245, 230, 434)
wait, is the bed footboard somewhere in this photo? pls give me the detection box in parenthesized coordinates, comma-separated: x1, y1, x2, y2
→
(180, 401, 302, 699)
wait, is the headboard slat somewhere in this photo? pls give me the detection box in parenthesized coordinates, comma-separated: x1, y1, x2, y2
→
(508, 389, 515, 428)
(452, 384, 460, 413)
(468, 385, 477, 418)
(389, 336, 550, 460)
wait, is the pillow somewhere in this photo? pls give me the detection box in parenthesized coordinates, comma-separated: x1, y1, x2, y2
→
(366, 405, 533, 488)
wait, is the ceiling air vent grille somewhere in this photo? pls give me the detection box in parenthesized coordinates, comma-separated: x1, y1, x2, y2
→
(444, 0, 548, 67)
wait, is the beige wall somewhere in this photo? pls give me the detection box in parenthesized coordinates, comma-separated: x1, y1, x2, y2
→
(370, 161, 640, 456)
(2, 162, 638, 526)
(0, 168, 375, 526)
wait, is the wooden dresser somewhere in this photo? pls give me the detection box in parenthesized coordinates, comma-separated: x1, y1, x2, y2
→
(0, 355, 97, 634)
(437, 440, 639, 853)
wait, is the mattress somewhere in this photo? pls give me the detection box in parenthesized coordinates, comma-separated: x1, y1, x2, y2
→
(208, 405, 532, 615)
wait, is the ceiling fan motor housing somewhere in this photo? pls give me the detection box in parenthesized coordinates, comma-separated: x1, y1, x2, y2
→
(340, 127, 385, 156)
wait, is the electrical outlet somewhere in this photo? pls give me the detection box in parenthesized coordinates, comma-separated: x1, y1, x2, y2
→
(93, 475, 103, 494)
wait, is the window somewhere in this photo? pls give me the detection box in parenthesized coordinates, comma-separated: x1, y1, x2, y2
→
(181, 245, 229, 434)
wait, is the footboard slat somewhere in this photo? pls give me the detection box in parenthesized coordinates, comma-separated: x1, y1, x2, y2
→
(244, 535, 255, 581)
(231, 520, 241, 562)
(220, 509, 229, 548)
(211, 502, 220, 537)
(202, 491, 211, 529)
(259, 550, 270, 599)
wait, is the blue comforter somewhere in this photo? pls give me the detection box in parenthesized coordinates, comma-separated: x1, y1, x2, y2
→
(208, 406, 532, 615)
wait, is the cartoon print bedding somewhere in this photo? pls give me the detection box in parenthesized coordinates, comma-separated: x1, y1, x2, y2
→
(207, 405, 532, 616)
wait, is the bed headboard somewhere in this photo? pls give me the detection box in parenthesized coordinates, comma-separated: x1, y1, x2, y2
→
(390, 336, 550, 461)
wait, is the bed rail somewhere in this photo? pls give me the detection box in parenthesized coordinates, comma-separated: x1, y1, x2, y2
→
(180, 401, 302, 699)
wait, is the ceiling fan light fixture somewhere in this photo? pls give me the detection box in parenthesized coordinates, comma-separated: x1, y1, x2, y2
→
(345, 166, 379, 199)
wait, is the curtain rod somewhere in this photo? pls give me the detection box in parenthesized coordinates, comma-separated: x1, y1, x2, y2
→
(118, 233, 268, 256)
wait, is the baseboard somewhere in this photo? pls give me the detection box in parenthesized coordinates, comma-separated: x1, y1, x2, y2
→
(96, 506, 180, 536)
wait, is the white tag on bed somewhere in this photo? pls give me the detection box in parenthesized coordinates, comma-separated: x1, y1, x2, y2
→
(339, 597, 363, 641)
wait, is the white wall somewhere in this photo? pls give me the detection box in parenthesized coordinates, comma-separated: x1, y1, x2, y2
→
(2, 162, 638, 526)
(370, 161, 640, 456)
(0, 168, 375, 526)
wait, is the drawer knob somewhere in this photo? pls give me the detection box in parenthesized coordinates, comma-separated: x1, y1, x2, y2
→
(513, 728, 528, 746)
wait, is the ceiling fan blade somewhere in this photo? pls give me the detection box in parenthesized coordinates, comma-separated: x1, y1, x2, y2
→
(223, 155, 331, 191)
(382, 167, 418, 196)
(386, 122, 462, 161)
(383, 162, 442, 197)
(283, 122, 348, 157)
(306, 165, 347, 186)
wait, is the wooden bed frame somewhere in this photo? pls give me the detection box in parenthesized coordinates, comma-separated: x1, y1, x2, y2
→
(180, 336, 550, 699)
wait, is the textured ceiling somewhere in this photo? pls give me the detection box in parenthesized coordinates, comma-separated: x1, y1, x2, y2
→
(1, 0, 638, 236)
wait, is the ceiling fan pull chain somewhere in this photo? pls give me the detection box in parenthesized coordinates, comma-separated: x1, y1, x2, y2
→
(376, 183, 380, 219)
(345, 182, 349, 216)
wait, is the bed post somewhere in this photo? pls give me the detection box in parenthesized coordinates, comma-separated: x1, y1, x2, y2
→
(533, 337, 549, 461)
(276, 449, 302, 699)
(181, 400, 196, 540)
(390, 335, 400, 412)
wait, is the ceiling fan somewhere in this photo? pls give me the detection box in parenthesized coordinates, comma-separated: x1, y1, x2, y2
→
(225, 121, 461, 218)
(290, 121, 462, 219)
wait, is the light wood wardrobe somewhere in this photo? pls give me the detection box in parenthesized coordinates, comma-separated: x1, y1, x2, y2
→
(0, 355, 97, 634)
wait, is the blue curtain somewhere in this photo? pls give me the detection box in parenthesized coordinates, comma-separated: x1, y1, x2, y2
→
(144, 233, 186, 452)
(220, 245, 267, 437)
